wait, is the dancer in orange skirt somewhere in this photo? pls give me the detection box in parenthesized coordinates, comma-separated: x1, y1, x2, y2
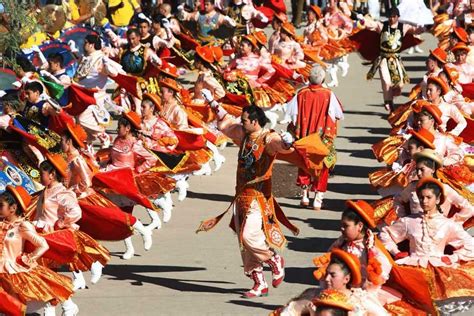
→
(380, 177, 474, 314)
(0, 185, 75, 315)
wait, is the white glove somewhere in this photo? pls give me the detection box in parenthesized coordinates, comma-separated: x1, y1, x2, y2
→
(68, 40, 79, 53)
(223, 16, 237, 27)
(177, 4, 184, 11)
(280, 131, 294, 146)
(201, 89, 214, 103)
(0, 90, 6, 98)
(40, 70, 52, 77)
(162, 18, 171, 29)
(260, 15, 269, 23)
(391, 161, 403, 172)
(356, 13, 364, 20)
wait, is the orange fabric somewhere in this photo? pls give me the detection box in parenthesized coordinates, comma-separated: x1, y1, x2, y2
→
(371, 135, 404, 164)
(368, 168, 409, 189)
(0, 264, 73, 304)
(69, 230, 110, 271)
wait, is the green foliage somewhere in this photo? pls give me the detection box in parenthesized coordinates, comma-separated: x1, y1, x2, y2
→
(0, 0, 39, 68)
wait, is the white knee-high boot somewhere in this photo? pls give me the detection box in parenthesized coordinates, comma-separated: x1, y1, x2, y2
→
(133, 220, 152, 250)
(62, 298, 79, 316)
(146, 208, 162, 230)
(90, 261, 103, 284)
(122, 236, 135, 260)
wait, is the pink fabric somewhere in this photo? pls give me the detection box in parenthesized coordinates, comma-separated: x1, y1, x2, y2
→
(380, 213, 474, 267)
(273, 40, 306, 70)
(66, 149, 94, 199)
(105, 136, 157, 173)
(196, 70, 225, 100)
(434, 131, 464, 166)
(449, 62, 474, 84)
(437, 100, 467, 136)
(161, 101, 189, 130)
(35, 183, 82, 233)
(141, 116, 178, 153)
(226, 53, 275, 88)
(0, 220, 48, 274)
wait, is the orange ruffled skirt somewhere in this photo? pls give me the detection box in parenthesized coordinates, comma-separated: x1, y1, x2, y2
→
(0, 265, 73, 304)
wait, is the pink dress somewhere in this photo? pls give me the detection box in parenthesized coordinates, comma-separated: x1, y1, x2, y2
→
(161, 101, 189, 130)
(35, 182, 82, 233)
(380, 212, 474, 267)
(141, 116, 179, 153)
(105, 136, 158, 173)
(0, 220, 48, 274)
(273, 40, 306, 70)
(226, 53, 275, 88)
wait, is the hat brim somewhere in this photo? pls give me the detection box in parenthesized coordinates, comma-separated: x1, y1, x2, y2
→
(196, 46, 214, 64)
(312, 299, 353, 312)
(123, 111, 141, 130)
(45, 153, 68, 179)
(414, 151, 443, 168)
(410, 130, 435, 150)
(345, 200, 376, 229)
(5, 185, 29, 212)
(331, 248, 363, 287)
(143, 93, 162, 112)
(429, 50, 446, 64)
(66, 124, 86, 149)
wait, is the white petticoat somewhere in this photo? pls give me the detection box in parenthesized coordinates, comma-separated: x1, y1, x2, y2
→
(397, 0, 434, 26)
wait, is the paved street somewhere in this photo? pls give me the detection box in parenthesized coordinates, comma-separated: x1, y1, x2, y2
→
(68, 30, 443, 315)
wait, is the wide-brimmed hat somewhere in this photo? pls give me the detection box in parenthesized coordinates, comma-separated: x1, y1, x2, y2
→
(44, 152, 68, 179)
(196, 45, 215, 64)
(159, 77, 182, 93)
(453, 26, 468, 43)
(122, 111, 141, 130)
(330, 248, 363, 287)
(5, 185, 31, 212)
(345, 199, 376, 229)
(413, 100, 443, 126)
(252, 31, 267, 47)
(66, 123, 87, 149)
(241, 34, 258, 49)
(443, 65, 460, 85)
(312, 289, 353, 312)
(416, 177, 445, 204)
(281, 22, 296, 38)
(309, 5, 323, 19)
(414, 148, 443, 168)
(429, 48, 447, 64)
(427, 76, 449, 95)
(273, 12, 288, 23)
(451, 42, 470, 54)
(142, 93, 162, 112)
(409, 128, 435, 149)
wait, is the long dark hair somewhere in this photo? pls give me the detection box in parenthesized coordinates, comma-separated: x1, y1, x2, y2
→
(416, 181, 443, 213)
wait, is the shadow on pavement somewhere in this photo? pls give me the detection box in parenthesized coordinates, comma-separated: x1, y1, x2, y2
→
(284, 267, 319, 286)
(332, 164, 377, 178)
(345, 126, 391, 135)
(328, 182, 376, 196)
(337, 148, 375, 160)
(339, 135, 385, 145)
(227, 300, 281, 311)
(187, 191, 234, 202)
(286, 236, 335, 254)
(104, 264, 245, 294)
(342, 110, 386, 118)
